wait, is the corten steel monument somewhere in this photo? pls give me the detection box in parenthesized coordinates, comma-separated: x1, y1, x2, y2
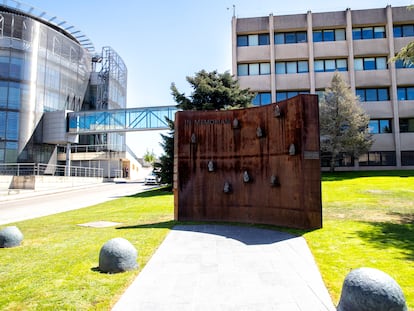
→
(174, 95, 322, 229)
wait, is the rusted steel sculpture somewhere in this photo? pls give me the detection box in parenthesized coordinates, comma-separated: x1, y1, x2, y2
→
(174, 95, 322, 229)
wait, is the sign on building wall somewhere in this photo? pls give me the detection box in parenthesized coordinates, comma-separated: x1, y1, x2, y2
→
(174, 95, 322, 229)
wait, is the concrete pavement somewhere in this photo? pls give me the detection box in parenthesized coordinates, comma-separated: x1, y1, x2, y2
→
(112, 224, 336, 311)
(0, 180, 154, 225)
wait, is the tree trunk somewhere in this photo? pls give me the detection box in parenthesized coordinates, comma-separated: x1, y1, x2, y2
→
(330, 153, 337, 172)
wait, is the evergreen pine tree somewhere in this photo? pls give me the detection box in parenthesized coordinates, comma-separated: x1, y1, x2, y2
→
(153, 118, 174, 187)
(156, 70, 255, 186)
(319, 72, 373, 172)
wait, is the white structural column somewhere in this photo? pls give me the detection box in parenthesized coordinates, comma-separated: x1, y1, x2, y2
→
(231, 16, 238, 77)
(65, 143, 71, 176)
(346, 8, 360, 169)
(386, 5, 402, 167)
(307, 11, 315, 93)
(346, 8, 356, 92)
(269, 14, 276, 103)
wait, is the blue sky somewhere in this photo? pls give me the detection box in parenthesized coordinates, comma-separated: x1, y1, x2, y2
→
(22, 0, 413, 156)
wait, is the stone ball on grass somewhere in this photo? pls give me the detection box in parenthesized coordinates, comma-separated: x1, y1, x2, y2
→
(0, 226, 24, 248)
(337, 267, 407, 311)
(99, 237, 138, 273)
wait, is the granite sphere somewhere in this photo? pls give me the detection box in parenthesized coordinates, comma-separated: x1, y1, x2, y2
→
(337, 267, 407, 311)
(0, 226, 24, 248)
(99, 238, 138, 273)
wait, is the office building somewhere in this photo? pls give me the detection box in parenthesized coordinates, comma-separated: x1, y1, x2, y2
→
(0, 1, 141, 178)
(232, 5, 414, 169)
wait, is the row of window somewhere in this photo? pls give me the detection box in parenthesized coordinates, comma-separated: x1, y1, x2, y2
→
(315, 59, 347, 72)
(400, 118, 414, 132)
(352, 27, 385, 40)
(354, 57, 387, 70)
(0, 110, 19, 141)
(321, 151, 414, 167)
(239, 57, 394, 76)
(276, 91, 309, 102)
(395, 59, 414, 68)
(252, 96, 414, 135)
(369, 118, 414, 134)
(275, 61, 309, 74)
(254, 87, 414, 104)
(359, 151, 396, 166)
(369, 119, 392, 134)
(238, 24, 414, 46)
(397, 87, 414, 100)
(253, 91, 313, 105)
(356, 88, 389, 101)
(237, 63, 270, 76)
(393, 24, 414, 37)
(313, 29, 345, 42)
(252, 92, 271, 106)
(0, 81, 28, 110)
(237, 34, 270, 46)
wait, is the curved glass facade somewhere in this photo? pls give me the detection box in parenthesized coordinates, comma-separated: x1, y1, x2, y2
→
(0, 8, 91, 163)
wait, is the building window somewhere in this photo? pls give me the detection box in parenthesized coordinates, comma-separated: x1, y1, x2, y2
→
(368, 119, 392, 134)
(395, 59, 414, 69)
(8, 82, 20, 110)
(5, 111, 19, 140)
(354, 57, 387, 70)
(399, 118, 414, 132)
(397, 87, 414, 100)
(314, 59, 347, 72)
(237, 34, 270, 46)
(275, 31, 307, 44)
(253, 92, 272, 106)
(401, 151, 414, 166)
(9, 57, 24, 80)
(275, 61, 309, 74)
(359, 151, 396, 166)
(356, 88, 389, 101)
(321, 152, 354, 167)
(393, 24, 414, 37)
(237, 63, 271, 76)
(0, 110, 5, 139)
(276, 90, 309, 102)
(313, 29, 345, 42)
(352, 26, 385, 40)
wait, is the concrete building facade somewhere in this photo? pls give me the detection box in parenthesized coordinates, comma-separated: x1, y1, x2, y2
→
(232, 5, 414, 170)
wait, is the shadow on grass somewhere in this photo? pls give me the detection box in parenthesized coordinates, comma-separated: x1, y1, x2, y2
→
(126, 187, 172, 198)
(357, 220, 414, 261)
(117, 220, 178, 230)
(322, 170, 414, 182)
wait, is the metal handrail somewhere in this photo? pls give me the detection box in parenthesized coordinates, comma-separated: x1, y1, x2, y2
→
(0, 163, 103, 178)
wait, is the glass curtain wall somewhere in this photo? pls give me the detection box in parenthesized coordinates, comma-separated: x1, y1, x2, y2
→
(0, 10, 91, 163)
(79, 46, 127, 153)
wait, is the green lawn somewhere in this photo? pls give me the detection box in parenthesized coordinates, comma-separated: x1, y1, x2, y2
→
(0, 171, 413, 310)
(307, 171, 414, 310)
(0, 189, 175, 310)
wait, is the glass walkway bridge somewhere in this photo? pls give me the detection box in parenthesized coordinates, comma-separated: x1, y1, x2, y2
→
(68, 105, 177, 134)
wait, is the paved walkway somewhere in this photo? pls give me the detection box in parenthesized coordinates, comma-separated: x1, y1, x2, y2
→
(112, 224, 336, 311)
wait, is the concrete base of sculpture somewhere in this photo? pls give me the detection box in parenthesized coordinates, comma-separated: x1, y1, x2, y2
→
(0, 226, 23, 248)
(337, 267, 407, 311)
(99, 238, 138, 273)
